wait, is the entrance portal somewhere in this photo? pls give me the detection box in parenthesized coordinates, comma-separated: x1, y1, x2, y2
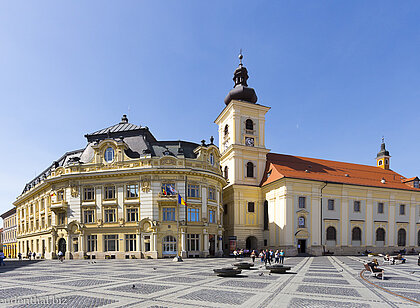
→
(58, 238, 66, 254)
(297, 239, 306, 254)
(209, 235, 215, 256)
(246, 236, 258, 251)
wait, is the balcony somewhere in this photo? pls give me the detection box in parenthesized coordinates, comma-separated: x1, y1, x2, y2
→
(51, 201, 68, 211)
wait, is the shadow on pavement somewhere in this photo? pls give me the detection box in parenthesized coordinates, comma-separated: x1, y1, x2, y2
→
(0, 260, 45, 274)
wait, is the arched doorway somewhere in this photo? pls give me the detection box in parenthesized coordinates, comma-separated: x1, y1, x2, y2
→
(397, 228, 406, 247)
(375, 228, 385, 247)
(246, 236, 258, 251)
(58, 238, 66, 254)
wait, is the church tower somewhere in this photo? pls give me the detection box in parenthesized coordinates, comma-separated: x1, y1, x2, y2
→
(215, 53, 270, 251)
(376, 138, 391, 170)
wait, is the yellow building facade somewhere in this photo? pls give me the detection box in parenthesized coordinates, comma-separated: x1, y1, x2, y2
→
(14, 116, 225, 259)
(217, 55, 420, 255)
(1, 208, 17, 258)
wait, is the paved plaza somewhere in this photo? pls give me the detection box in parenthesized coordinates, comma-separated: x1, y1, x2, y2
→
(0, 255, 419, 307)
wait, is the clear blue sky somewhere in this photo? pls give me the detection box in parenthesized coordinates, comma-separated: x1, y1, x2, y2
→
(1, 1, 420, 217)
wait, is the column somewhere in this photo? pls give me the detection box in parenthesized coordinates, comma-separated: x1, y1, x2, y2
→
(341, 192, 349, 246)
(365, 192, 373, 246)
(79, 234, 84, 253)
(65, 235, 71, 259)
(137, 231, 141, 253)
(203, 230, 209, 256)
(218, 230, 223, 255)
(181, 230, 186, 258)
(152, 232, 157, 251)
(388, 202, 396, 246)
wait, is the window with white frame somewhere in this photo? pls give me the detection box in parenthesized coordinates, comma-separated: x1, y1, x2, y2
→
(187, 234, 200, 251)
(209, 210, 215, 223)
(126, 184, 139, 198)
(163, 208, 176, 221)
(208, 188, 216, 201)
(125, 234, 136, 251)
(104, 234, 118, 251)
(104, 147, 115, 163)
(104, 208, 116, 223)
(83, 187, 95, 201)
(84, 209, 94, 224)
(187, 208, 200, 222)
(87, 235, 97, 252)
(126, 208, 138, 222)
(162, 235, 177, 253)
(187, 184, 200, 198)
(104, 186, 115, 200)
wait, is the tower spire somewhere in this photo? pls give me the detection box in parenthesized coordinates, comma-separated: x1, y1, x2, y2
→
(376, 137, 391, 170)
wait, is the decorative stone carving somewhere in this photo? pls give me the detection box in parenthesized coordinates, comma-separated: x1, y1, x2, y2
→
(70, 185, 79, 198)
(141, 177, 151, 192)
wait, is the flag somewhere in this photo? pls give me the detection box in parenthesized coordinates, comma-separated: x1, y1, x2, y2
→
(178, 194, 187, 207)
(50, 192, 56, 197)
(161, 187, 167, 195)
(168, 185, 177, 195)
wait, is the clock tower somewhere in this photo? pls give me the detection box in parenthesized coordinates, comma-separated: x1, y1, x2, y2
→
(215, 53, 270, 251)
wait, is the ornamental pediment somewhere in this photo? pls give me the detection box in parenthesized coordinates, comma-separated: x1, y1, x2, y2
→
(296, 209, 308, 214)
(160, 156, 177, 166)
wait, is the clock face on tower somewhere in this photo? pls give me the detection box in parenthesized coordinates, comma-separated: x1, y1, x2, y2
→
(245, 137, 255, 147)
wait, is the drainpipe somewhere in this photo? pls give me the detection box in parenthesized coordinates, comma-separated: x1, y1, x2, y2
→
(320, 182, 328, 255)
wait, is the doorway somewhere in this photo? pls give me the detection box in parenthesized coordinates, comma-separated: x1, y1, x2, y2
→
(209, 235, 215, 256)
(246, 236, 258, 251)
(58, 238, 66, 254)
(297, 239, 306, 254)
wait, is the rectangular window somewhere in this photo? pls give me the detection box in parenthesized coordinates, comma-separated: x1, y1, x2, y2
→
(104, 235, 118, 251)
(104, 208, 116, 223)
(328, 199, 335, 210)
(57, 190, 64, 201)
(104, 186, 116, 200)
(126, 184, 139, 198)
(354, 201, 361, 212)
(209, 210, 215, 223)
(298, 197, 306, 209)
(378, 202, 384, 214)
(58, 213, 65, 225)
(187, 208, 200, 222)
(247, 202, 255, 212)
(126, 208, 139, 222)
(414, 181, 419, 188)
(187, 234, 200, 251)
(84, 210, 94, 224)
(187, 184, 200, 198)
(163, 208, 176, 221)
(161, 183, 176, 195)
(208, 188, 216, 201)
(83, 187, 95, 201)
(399, 204, 405, 215)
(125, 234, 136, 252)
(87, 235, 97, 252)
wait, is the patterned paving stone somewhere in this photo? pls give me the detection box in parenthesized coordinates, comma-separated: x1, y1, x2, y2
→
(0, 287, 40, 299)
(110, 283, 174, 295)
(113, 273, 153, 280)
(156, 276, 202, 284)
(297, 285, 361, 297)
(303, 278, 350, 285)
(289, 297, 370, 307)
(9, 295, 117, 308)
(219, 279, 270, 289)
(59, 279, 110, 287)
(179, 289, 255, 305)
(21, 275, 62, 282)
(374, 281, 419, 289)
(305, 272, 343, 277)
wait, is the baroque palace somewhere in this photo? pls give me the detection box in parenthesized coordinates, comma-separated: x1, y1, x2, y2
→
(13, 55, 420, 257)
(14, 116, 225, 259)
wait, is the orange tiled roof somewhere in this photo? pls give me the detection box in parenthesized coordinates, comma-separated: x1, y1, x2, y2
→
(261, 153, 420, 192)
(401, 177, 419, 183)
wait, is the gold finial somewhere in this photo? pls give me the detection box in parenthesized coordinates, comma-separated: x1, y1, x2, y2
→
(238, 49, 243, 65)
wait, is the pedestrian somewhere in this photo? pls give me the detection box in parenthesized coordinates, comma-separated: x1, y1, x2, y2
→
(264, 249, 271, 265)
(0, 250, 5, 266)
(259, 250, 264, 263)
(250, 250, 256, 263)
(269, 249, 274, 262)
(275, 250, 280, 264)
(233, 250, 238, 259)
(279, 249, 285, 264)
(58, 250, 64, 262)
(28, 251, 31, 260)
(18, 252, 22, 261)
(239, 249, 244, 258)
(33, 252, 36, 260)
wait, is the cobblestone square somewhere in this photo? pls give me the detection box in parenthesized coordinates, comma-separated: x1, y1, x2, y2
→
(0, 256, 419, 307)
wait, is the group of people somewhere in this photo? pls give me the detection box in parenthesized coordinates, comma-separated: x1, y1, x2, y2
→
(383, 253, 406, 264)
(257, 249, 285, 265)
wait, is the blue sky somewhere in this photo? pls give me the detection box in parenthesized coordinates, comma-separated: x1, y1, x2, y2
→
(1, 1, 420, 217)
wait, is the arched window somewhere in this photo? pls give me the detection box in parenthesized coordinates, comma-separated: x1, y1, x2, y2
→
(224, 166, 228, 180)
(162, 235, 177, 254)
(397, 228, 406, 247)
(376, 228, 385, 242)
(245, 119, 254, 130)
(352, 227, 361, 241)
(104, 147, 115, 163)
(246, 162, 254, 178)
(298, 216, 305, 228)
(224, 124, 229, 136)
(263, 200, 268, 230)
(326, 226, 336, 241)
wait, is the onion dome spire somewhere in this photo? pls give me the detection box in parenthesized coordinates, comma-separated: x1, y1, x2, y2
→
(224, 51, 258, 105)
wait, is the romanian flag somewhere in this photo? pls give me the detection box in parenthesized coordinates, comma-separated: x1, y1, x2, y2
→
(50, 192, 56, 197)
(162, 187, 167, 195)
(178, 194, 187, 206)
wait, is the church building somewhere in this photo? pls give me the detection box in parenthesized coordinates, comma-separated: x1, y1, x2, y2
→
(216, 54, 420, 256)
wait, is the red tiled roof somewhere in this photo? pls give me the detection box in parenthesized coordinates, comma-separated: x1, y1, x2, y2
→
(261, 153, 420, 192)
(401, 177, 419, 183)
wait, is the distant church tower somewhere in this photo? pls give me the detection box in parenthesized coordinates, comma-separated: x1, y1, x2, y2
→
(376, 138, 391, 170)
(215, 53, 270, 251)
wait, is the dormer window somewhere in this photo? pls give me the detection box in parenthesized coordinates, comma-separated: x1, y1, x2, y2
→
(245, 119, 254, 130)
(414, 180, 419, 188)
(224, 124, 229, 136)
(104, 147, 115, 163)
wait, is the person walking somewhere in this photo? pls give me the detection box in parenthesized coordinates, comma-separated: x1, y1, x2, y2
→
(279, 249, 285, 264)
(18, 252, 22, 261)
(27, 251, 31, 260)
(58, 250, 64, 262)
(275, 250, 280, 264)
(250, 250, 256, 263)
(0, 251, 5, 266)
(259, 250, 264, 264)
(33, 252, 36, 260)
(264, 249, 271, 265)
(233, 250, 238, 259)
